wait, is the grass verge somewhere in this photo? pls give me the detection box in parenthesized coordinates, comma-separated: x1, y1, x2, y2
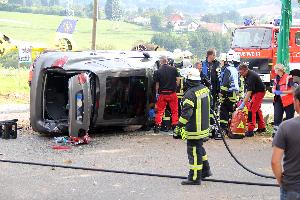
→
(0, 67, 29, 104)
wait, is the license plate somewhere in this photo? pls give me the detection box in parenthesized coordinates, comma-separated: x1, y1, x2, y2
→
(76, 92, 83, 121)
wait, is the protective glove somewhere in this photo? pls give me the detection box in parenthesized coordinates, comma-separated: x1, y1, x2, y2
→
(174, 126, 187, 141)
(273, 90, 283, 96)
(238, 102, 245, 110)
(180, 128, 187, 141)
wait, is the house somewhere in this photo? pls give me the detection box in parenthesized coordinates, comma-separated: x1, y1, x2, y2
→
(187, 21, 199, 32)
(132, 16, 151, 26)
(199, 22, 223, 33)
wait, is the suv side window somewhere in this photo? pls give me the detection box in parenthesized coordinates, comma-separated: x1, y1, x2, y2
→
(295, 32, 300, 46)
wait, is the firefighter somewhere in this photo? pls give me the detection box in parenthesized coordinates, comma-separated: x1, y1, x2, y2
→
(238, 64, 266, 137)
(272, 64, 294, 138)
(195, 61, 211, 88)
(219, 53, 239, 134)
(201, 49, 220, 114)
(174, 68, 212, 185)
(153, 55, 180, 133)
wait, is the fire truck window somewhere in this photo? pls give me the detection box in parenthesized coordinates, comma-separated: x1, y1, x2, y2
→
(104, 76, 147, 120)
(232, 27, 272, 49)
(295, 32, 300, 46)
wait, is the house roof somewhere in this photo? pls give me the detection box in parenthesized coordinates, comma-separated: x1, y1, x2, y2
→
(199, 23, 223, 32)
(168, 14, 184, 22)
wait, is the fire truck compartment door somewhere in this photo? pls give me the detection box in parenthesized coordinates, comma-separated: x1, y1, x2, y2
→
(68, 73, 92, 137)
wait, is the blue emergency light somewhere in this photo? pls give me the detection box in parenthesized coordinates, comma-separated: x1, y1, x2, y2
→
(244, 18, 253, 26)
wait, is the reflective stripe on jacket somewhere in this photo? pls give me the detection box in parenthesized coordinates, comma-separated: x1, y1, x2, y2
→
(178, 85, 210, 139)
(272, 73, 293, 107)
(220, 64, 239, 93)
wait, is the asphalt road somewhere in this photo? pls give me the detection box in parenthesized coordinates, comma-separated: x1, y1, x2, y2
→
(0, 99, 279, 200)
(0, 127, 279, 200)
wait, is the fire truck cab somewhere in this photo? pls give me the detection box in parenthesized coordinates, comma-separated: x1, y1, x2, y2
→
(231, 23, 300, 91)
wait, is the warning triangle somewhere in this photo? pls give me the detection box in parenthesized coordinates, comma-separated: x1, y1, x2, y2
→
(237, 121, 245, 129)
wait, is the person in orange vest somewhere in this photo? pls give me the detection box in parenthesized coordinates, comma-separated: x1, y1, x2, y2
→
(272, 64, 295, 138)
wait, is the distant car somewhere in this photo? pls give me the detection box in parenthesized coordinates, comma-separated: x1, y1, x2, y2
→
(30, 50, 173, 137)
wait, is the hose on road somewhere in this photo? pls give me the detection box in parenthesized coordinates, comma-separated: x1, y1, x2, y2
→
(0, 158, 278, 187)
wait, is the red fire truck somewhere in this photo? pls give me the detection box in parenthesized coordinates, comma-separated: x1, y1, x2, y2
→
(231, 23, 300, 91)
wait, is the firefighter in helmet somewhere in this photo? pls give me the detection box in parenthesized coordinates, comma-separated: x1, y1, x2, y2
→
(174, 68, 212, 185)
(219, 52, 240, 134)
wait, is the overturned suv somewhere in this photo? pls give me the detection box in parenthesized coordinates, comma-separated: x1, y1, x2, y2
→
(30, 50, 171, 137)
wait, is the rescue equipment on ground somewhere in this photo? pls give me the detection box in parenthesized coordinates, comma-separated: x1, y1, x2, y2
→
(0, 119, 18, 139)
(228, 110, 247, 139)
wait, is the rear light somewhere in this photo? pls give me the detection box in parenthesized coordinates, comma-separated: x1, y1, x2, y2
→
(96, 99, 100, 109)
(78, 73, 87, 84)
(51, 56, 68, 68)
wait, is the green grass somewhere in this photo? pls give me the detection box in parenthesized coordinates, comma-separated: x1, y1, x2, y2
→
(0, 67, 30, 104)
(0, 11, 156, 50)
(0, 11, 156, 104)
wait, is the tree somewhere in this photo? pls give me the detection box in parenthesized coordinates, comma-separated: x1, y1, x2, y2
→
(40, 0, 48, 6)
(188, 28, 231, 59)
(201, 10, 242, 24)
(8, 0, 23, 4)
(163, 5, 175, 17)
(25, 0, 33, 6)
(150, 14, 162, 31)
(165, 21, 174, 32)
(105, 0, 122, 20)
(51, 0, 59, 6)
(151, 33, 189, 51)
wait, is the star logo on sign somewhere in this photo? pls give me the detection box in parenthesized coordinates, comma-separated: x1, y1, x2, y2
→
(64, 22, 72, 33)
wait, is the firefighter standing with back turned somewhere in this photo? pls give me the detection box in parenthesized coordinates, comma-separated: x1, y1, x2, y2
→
(174, 68, 212, 185)
(219, 52, 240, 134)
(153, 55, 180, 133)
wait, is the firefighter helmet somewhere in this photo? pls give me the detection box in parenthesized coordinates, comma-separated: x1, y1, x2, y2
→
(182, 59, 192, 68)
(220, 53, 231, 62)
(228, 50, 240, 63)
(185, 68, 201, 81)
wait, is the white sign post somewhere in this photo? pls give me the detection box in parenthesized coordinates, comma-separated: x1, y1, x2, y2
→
(18, 45, 32, 63)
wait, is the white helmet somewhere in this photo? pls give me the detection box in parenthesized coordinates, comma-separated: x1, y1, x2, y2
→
(220, 53, 228, 61)
(174, 53, 183, 64)
(180, 68, 201, 81)
(228, 49, 240, 62)
(182, 59, 192, 68)
(182, 50, 193, 58)
(220, 52, 233, 62)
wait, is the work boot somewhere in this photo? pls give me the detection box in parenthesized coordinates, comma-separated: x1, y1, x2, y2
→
(214, 131, 223, 140)
(202, 170, 213, 179)
(255, 128, 266, 133)
(153, 125, 160, 133)
(245, 131, 254, 137)
(173, 133, 181, 139)
(181, 179, 201, 185)
(202, 160, 212, 179)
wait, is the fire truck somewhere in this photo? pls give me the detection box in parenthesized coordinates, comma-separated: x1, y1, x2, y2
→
(231, 22, 300, 91)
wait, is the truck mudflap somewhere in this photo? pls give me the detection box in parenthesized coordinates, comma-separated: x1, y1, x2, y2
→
(68, 73, 92, 137)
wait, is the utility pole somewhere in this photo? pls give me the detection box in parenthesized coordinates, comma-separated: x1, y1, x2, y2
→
(91, 0, 98, 50)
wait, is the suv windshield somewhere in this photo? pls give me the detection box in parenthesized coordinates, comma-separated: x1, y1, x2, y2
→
(231, 27, 272, 49)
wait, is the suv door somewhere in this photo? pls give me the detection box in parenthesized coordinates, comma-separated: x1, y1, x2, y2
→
(68, 73, 92, 137)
